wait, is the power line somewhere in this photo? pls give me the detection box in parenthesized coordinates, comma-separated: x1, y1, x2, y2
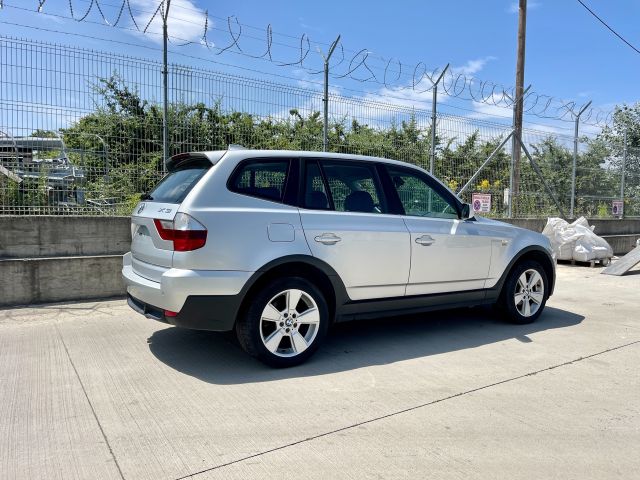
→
(575, 0, 640, 55)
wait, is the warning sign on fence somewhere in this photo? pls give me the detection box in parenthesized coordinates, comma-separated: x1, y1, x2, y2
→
(612, 200, 623, 216)
(472, 193, 492, 213)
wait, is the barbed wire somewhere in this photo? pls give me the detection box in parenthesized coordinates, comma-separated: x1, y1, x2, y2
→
(4, 0, 615, 126)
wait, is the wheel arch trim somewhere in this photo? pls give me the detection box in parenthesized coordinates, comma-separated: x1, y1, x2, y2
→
(237, 255, 350, 321)
(489, 245, 555, 298)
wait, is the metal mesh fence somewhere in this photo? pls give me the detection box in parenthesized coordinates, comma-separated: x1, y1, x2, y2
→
(0, 35, 637, 218)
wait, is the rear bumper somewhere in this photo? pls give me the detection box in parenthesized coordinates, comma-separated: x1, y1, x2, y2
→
(122, 252, 250, 331)
(127, 293, 240, 331)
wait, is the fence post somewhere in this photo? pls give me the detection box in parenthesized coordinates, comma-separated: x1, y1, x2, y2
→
(620, 126, 627, 218)
(429, 64, 449, 175)
(570, 100, 591, 218)
(322, 35, 341, 152)
(104, 143, 109, 183)
(162, 0, 172, 172)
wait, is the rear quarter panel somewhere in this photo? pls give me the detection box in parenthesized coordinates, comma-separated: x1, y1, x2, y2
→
(172, 153, 311, 272)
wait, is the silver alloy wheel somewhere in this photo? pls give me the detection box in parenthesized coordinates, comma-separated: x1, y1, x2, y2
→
(514, 269, 545, 317)
(259, 289, 321, 358)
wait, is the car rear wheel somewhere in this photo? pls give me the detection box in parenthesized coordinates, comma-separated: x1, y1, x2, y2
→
(498, 260, 548, 324)
(236, 277, 329, 367)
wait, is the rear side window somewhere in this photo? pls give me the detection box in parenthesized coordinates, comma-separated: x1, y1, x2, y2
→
(320, 161, 387, 214)
(229, 159, 289, 202)
(148, 160, 210, 203)
(303, 160, 330, 210)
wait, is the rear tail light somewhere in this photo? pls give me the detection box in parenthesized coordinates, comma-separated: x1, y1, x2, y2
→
(154, 213, 207, 251)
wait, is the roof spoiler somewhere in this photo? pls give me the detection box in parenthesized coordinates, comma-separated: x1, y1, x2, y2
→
(166, 151, 226, 172)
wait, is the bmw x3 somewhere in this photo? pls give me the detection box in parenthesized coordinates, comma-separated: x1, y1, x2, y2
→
(123, 148, 555, 367)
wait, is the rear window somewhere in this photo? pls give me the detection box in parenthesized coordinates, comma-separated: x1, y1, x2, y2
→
(148, 160, 210, 203)
(320, 161, 387, 214)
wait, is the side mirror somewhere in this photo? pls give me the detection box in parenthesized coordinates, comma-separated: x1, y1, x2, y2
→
(460, 203, 472, 219)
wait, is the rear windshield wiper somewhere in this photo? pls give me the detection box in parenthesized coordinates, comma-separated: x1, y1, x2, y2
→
(140, 193, 154, 200)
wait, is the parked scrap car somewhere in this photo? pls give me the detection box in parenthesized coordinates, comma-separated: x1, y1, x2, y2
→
(123, 148, 555, 367)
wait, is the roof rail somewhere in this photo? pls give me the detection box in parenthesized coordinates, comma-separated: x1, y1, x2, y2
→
(228, 144, 247, 150)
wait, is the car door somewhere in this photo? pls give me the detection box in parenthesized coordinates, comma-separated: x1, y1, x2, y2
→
(299, 159, 410, 301)
(384, 164, 492, 295)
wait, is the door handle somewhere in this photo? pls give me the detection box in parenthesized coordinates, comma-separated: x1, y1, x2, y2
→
(415, 234, 435, 246)
(314, 233, 341, 245)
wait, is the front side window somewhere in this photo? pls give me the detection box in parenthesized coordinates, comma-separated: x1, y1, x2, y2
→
(229, 159, 289, 202)
(386, 166, 458, 219)
(320, 161, 387, 214)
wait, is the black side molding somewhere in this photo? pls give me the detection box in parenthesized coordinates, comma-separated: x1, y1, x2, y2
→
(336, 289, 492, 322)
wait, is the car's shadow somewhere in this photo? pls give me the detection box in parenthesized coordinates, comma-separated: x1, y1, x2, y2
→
(147, 306, 584, 384)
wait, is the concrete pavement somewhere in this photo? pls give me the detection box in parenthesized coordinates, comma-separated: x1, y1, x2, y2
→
(1, 264, 639, 479)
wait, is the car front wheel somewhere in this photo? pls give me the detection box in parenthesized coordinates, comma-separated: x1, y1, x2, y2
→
(498, 260, 548, 324)
(236, 277, 329, 367)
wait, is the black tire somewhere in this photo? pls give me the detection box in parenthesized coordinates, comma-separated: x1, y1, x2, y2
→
(497, 260, 549, 325)
(235, 277, 329, 368)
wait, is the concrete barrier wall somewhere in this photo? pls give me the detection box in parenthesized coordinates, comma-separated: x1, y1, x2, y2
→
(0, 216, 132, 307)
(0, 216, 131, 258)
(0, 216, 638, 307)
(0, 255, 124, 306)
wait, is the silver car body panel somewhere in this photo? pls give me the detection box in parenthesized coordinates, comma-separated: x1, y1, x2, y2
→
(470, 216, 553, 289)
(299, 209, 410, 300)
(402, 216, 493, 295)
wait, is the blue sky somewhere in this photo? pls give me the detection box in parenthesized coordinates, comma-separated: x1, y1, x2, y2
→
(0, 0, 638, 136)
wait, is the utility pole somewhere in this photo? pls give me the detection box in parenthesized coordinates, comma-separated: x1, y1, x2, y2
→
(507, 85, 530, 217)
(511, 0, 527, 216)
(162, 0, 172, 171)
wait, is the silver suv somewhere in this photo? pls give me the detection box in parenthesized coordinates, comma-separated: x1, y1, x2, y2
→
(123, 149, 555, 367)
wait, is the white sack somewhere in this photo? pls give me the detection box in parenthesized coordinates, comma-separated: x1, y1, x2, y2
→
(542, 216, 612, 262)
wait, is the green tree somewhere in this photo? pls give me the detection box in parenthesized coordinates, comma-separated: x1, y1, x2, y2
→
(595, 102, 640, 215)
(56, 74, 638, 219)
